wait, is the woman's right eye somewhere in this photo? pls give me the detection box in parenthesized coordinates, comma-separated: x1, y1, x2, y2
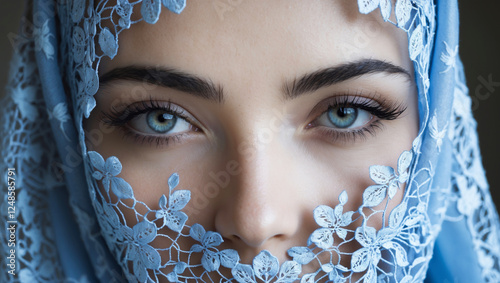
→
(316, 106, 373, 129)
(304, 94, 407, 143)
(101, 100, 204, 147)
(129, 109, 194, 135)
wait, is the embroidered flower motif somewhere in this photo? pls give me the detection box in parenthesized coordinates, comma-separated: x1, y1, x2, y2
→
(88, 151, 134, 199)
(362, 150, 413, 207)
(356, 0, 392, 23)
(320, 263, 348, 283)
(34, 19, 55, 60)
(162, 0, 187, 14)
(71, 0, 85, 22)
(189, 223, 239, 272)
(408, 24, 423, 60)
(357, 0, 380, 14)
(11, 85, 39, 122)
(82, 92, 97, 119)
(95, 201, 129, 243)
(287, 247, 315, 265)
(166, 262, 188, 282)
(116, 0, 133, 28)
(308, 191, 355, 249)
(429, 111, 448, 152)
(98, 27, 118, 59)
(84, 66, 99, 96)
(395, 0, 412, 28)
(351, 226, 383, 273)
(379, 0, 392, 21)
(75, 65, 99, 118)
(456, 176, 481, 216)
(125, 221, 161, 282)
(86, 7, 100, 38)
(440, 41, 459, 74)
(47, 102, 71, 141)
(232, 250, 301, 283)
(387, 201, 408, 230)
(351, 226, 407, 275)
(72, 26, 86, 64)
(155, 173, 190, 232)
(141, 0, 162, 24)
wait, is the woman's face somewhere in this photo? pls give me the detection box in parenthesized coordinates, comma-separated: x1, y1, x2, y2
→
(86, 0, 417, 268)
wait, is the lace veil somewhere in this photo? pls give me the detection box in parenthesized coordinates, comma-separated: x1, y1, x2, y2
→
(1, 0, 499, 282)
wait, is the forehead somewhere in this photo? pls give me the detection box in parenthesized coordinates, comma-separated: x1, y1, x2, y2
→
(100, 0, 410, 91)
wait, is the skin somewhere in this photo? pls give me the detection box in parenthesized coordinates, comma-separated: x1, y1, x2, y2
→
(85, 0, 418, 277)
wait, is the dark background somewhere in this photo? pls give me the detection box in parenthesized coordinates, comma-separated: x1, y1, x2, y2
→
(1, 2, 499, 209)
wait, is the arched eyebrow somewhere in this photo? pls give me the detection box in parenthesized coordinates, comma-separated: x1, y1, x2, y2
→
(99, 66, 225, 103)
(283, 59, 412, 100)
(98, 59, 410, 103)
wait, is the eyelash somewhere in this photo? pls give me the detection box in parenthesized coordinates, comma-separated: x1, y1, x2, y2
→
(100, 95, 406, 147)
(101, 99, 200, 147)
(306, 94, 407, 143)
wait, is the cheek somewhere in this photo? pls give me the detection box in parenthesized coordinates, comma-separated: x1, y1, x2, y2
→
(311, 99, 418, 227)
(115, 147, 229, 226)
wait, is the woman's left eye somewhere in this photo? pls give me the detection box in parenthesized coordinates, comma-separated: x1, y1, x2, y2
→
(129, 109, 193, 135)
(315, 106, 373, 129)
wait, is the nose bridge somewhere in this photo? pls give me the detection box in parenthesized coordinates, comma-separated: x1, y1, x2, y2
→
(214, 122, 301, 250)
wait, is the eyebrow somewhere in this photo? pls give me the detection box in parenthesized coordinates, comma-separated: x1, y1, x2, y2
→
(283, 59, 411, 100)
(99, 59, 410, 103)
(99, 66, 225, 103)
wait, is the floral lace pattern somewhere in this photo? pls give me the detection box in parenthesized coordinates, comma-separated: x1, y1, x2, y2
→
(1, 0, 499, 282)
(0, 12, 64, 282)
(85, 149, 416, 282)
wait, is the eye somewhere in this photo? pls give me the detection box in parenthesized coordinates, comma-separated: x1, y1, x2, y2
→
(304, 95, 407, 143)
(100, 100, 203, 147)
(129, 109, 192, 135)
(316, 106, 373, 129)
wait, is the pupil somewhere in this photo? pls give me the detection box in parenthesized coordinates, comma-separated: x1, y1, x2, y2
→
(337, 107, 355, 118)
(147, 111, 176, 133)
(338, 107, 347, 117)
(327, 106, 358, 128)
(157, 113, 173, 123)
(158, 114, 166, 123)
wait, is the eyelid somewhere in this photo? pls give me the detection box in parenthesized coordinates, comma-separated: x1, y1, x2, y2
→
(103, 99, 202, 130)
(99, 99, 206, 148)
(302, 93, 407, 144)
(307, 94, 372, 121)
(306, 93, 406, 124)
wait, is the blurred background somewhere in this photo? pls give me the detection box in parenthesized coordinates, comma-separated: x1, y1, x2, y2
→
(0, 2, 499, 209)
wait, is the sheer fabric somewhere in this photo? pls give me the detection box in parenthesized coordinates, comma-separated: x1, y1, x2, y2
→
(1, 0, 499, 282)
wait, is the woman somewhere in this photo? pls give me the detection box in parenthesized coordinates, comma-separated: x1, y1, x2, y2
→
(1, 0, 499, 282)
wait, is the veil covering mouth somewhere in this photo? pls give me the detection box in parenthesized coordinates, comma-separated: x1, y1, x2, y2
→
(1, 0, 499, 282)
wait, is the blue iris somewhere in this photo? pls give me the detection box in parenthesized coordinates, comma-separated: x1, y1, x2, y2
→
(327, 106, 358, 128)
(146, 110, 177, 133)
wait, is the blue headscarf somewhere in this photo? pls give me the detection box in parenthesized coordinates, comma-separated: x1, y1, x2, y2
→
(1, 0, 499, 282)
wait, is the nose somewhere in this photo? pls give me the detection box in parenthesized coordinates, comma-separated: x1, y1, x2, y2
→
(214, 136, 304, 261)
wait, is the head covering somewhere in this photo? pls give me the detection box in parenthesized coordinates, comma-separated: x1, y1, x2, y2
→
(1, 0, 499, 282)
